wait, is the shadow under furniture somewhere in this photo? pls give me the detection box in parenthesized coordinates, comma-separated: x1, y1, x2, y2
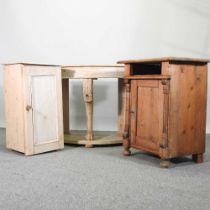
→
(62, 65, 125, 147)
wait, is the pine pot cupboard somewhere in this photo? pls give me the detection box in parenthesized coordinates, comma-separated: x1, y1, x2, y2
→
(118, 57, 209, 168)
(4, 63, 64, 155)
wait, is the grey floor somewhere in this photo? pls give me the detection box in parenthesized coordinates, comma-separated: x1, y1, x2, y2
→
(0, 128, 210, 210)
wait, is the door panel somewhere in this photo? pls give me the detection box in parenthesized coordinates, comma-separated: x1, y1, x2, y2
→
(31, 75, 58, 144)
(130, 80, 164, 154)
(24, 66, 64, 155)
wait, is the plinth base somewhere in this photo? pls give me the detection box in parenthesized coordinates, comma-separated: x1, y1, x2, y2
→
(64, 131, 123, 146)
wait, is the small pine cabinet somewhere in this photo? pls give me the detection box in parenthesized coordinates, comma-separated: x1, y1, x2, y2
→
(118, 57, 209, 167)
(4, 63, 64, 155)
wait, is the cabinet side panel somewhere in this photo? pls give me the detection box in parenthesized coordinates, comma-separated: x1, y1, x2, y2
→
(194, 65, 207, 154)
(56, 67, 64, 149)
(168, 63, 207, 157)
(4, 65, 25, 153)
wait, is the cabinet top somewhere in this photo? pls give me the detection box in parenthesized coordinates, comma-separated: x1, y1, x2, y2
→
(117, 57, 210, 64)
(3, 63, 60, 66)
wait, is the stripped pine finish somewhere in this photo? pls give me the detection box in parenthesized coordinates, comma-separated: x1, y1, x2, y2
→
(61, 65, 125, 147)
(4, 64, 64, 155)
(62, 65, 124, 78)
(83, 79, 94, 147)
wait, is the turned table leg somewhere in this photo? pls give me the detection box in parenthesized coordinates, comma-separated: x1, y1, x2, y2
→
(83, 79, 94, 148)
(192, 154, 204, 163)
(62, 79, 70, 134)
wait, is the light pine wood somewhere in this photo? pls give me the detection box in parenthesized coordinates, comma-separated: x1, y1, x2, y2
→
(3, 63, 59, 66)
(4, 64, 64, 155)
(83, 79, 94, 147)
(64, 131, 122, 146)
(120, 58, 209, 167)
(62, 65, 125, 146)
(31, 75, 58, 142)
(4, 64, 25, 153)
(62, 65, 124, 79)
(23, 65, 64, 155)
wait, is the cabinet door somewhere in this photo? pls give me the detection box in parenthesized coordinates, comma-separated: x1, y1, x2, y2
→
(24, 66, 64, 155)
(130, 80, 168, 155)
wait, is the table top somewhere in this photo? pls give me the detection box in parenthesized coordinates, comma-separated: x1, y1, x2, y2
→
(62, 65, 124, 67)
(62, 65, 124, 78)
(117, 57, 210, 64)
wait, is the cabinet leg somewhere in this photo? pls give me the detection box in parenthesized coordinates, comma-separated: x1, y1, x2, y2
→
(85, 143, 93, 148)
(160, 159, 170, 168)
(123, 81, 131, 156)
(83, 79, 94, 143)
(123, 134, 131, 156)
(192, 154, 204, 163)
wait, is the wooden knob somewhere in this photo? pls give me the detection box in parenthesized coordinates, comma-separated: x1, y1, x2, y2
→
(26, 105, 32, 111)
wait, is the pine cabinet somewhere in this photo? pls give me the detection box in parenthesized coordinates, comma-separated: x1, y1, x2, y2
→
(118, 57, 209, 167)
(4, 63, 64, 155)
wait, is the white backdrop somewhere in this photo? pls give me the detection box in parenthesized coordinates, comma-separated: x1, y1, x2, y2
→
(0, 0, 210, 131)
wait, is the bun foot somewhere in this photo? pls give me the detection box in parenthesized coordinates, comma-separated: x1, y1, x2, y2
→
(160, 159, 170, 168)
(123, 149, 131, 156)
(192, 154, 204, 163)
(85, 143, 93, 148)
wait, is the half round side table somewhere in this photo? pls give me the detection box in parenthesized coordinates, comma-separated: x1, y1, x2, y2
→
(61, 65, 125, 147)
